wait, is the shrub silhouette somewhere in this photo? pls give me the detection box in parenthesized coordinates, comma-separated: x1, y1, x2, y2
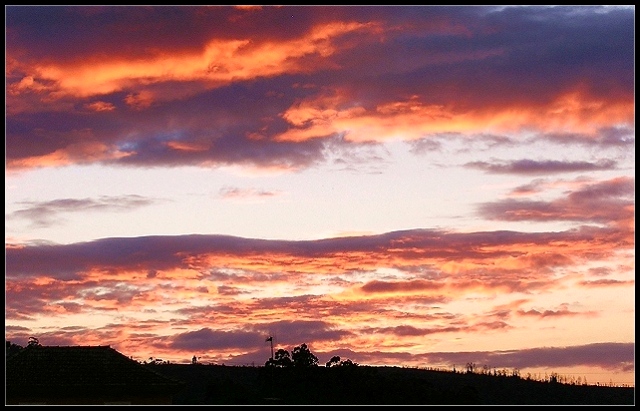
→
(326, 355, 358, 367)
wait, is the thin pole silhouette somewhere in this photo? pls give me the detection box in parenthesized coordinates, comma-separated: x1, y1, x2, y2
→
(265, 335, 273, 360)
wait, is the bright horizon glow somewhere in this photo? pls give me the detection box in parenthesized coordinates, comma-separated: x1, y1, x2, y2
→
(5, 5, 634, 387)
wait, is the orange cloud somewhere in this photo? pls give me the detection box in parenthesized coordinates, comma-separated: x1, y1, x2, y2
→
(8, 75, 49, 95)
(276, 90, 634, 143)
(165, 140, 211, 152)
(12, 21, 376, 101)
(124, 90, 155, 110)
(85, 101, 116, 112)
(5, 141, 132, 170)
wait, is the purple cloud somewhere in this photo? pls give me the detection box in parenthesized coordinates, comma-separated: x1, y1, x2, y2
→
(6, 6, 633, 171)
(424, 342, 635, 373)
(465, 159, 617, 175)
(478, 177, 634, 224)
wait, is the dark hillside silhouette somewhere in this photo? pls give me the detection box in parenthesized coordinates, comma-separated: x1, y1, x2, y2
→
(6, 340, 632, 405)
(149, 363, 634, 405)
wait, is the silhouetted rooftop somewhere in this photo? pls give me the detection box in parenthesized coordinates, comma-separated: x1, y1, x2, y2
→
(6, 345, 185, 397)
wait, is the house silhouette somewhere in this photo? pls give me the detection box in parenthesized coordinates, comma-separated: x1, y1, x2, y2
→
(6, 345, 186, 405)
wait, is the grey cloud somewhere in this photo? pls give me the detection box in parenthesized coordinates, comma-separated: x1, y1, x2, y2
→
(9, 195, 159, 228)
(465, 159, 617, 175)
(478, 177, 634, 224)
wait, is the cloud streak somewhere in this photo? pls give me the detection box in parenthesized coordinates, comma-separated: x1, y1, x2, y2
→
(219, 186, 283, 200)
(477, 177, 634, 226)
(466, 159, 617, 175)
(8, 195, 159, 227)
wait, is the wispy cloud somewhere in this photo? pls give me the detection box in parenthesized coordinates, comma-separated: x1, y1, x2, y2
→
(516, 305, 597, 319)
(579, 279, 635, 287)
(477, 177, 634, 226)
(219, 186, 283, 200)
(465, 159, 617, 175)
(8, 195, 159, 228)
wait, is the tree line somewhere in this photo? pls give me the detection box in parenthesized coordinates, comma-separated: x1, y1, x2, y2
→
(264, 342, 358, 368)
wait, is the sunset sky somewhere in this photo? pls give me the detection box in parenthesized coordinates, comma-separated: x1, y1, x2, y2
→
(5, 6, 634, 386)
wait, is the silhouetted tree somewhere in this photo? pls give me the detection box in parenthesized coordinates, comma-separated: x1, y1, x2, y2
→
(326, 355, 341, 367)
(291, 343, 318, 367)
(338, 358, 358, 367)
(6, 340, 23, 358)
(146, 356, 170, 365)
(265, 348, 292, 368)
(27, 337, 41, 348)
(326, 355, 359, 367)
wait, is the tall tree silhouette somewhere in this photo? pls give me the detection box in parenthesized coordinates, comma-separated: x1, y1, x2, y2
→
(291, 343, 318, 367)
(265, 348, 292, 368)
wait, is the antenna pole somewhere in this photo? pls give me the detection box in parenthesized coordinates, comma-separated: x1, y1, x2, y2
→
(266, 335, 274, 361)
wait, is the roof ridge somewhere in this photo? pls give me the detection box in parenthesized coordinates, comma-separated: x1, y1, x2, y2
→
(7, 345, 186, 390)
